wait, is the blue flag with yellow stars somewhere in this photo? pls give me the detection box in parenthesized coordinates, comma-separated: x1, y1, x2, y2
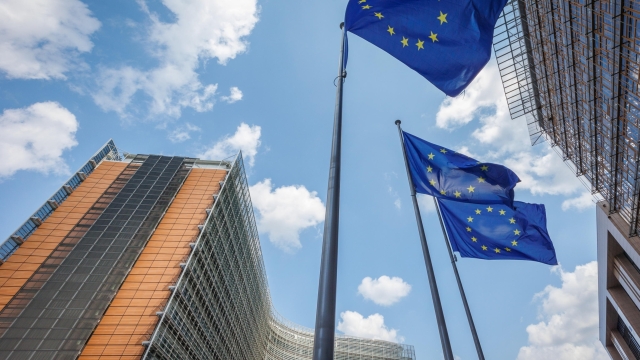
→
(437, 199, 558, 265)
(403, 131, 520, 205)
(344, 0, 508, 97)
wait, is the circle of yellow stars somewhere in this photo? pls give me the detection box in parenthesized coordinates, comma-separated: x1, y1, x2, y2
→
(416, 148, 518, 255)
(423, 150, 489, 198)
(358, 0, 447, 48)
(464, 205, 521, 255)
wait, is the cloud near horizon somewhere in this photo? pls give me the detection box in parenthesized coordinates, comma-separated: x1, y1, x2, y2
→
(517, 262, 608, 360)
(337, 311, 403, 343)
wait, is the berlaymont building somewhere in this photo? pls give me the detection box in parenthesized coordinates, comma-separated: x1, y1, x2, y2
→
(0, 140, 415, 360)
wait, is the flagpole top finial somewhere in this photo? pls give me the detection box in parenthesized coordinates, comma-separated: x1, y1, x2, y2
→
(395, 120, 401, 125)
(340, 22, 345, 29)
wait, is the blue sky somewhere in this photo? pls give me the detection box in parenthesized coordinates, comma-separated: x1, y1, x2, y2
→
(0, 0, 606, 359)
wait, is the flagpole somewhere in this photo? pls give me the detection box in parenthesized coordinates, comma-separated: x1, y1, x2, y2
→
(395, 120, 454, 360)
(312, 22, 346, 360)
(434, 197, 485, 360)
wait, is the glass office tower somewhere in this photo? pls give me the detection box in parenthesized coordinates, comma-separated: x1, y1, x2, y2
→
(494, 0, 640, 357)
(0, 141, 415, 360)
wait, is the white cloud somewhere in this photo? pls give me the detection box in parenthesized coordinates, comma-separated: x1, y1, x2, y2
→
(471, 98, 530, 155)
(436, 62, 507, 131)
(387, 186, 401, 210)
(221, 86, 243, 103)
(337, 311, 402, 342)
(0, 0, 100, 80)
(517, 262, 608, 360)
(436, 60, 530, 155)
(199, 123, 261, 166)
(504, 148, 583, 196)
(384, 172, 402, 210)
(358, 276, 411, 306)
(168, 123, 201, 143)
(92, 0, 258, 118)
(562, 192, 595, 212)
(0, 102, 78, 177)
(249, 179, 325, 252)
(417, 193, 436, 213)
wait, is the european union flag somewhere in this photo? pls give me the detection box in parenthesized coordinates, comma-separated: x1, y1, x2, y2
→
(403, 131, 520, 205)
(437, 199, 557, 265)
(344, 0, 508, 96)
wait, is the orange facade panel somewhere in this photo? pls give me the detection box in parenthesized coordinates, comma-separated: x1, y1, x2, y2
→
(80, 167, 227, 360)
(0, 161, 127, 312)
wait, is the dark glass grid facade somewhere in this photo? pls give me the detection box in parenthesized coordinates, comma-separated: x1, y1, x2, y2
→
(0, 155, 191, 359)
(0, 140, 120, 261)
(0, 147, 415, 360)
(494, 0, 640, 233)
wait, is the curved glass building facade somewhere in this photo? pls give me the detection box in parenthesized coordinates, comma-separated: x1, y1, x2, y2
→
(0, 143, 415, 360)
(142, 154, 415, 360)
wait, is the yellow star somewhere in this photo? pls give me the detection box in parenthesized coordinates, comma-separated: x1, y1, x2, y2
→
(494, 248, 501, 253)
(471, 236, 477, 242)
(401, 37, 409, 47)
(478, 177, 485, 183)
(428, 153, 435, 160)
(514, 229, 521, 236)
(362, 4, 372, 9)
(427, 166, 433, 173)
(512, 240, 518, 246)
(429, 179, 437, 186)
(505, 247, 511, 252)
(499, 209, 506, 215)
(416, 39, 424, 50)
(467, 185, 475, 193)
(481, 165, 489, 171)
(475, 209, 481, 215)
(481, 245, 488, 251)
(454, 190, 462, 198)
(359, 0, 366, 3)
(440, 148, 447, 154)
(387, 25, 395, 35)
(440, 189, 446, 195)
(429, 31, 438, 42)
(437, 11, 448, 24)
(374, 12, 384, 19)
(509, 217, 516, 224)
(467, 216, 473, 223)
(486, 206, 493, 212)
(466, 226, 472, 232)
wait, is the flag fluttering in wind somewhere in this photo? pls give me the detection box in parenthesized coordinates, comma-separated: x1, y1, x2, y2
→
(402, 131, 520, 206)
(437, 199, 558, 265)
(344, 0, 508, 96)
(401, 129, 557, 265)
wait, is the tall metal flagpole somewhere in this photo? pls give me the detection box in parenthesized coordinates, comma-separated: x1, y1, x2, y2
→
(433, 197, 485, 360)
(395, 120, 454, 360)
(312, 22, 346, 360)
